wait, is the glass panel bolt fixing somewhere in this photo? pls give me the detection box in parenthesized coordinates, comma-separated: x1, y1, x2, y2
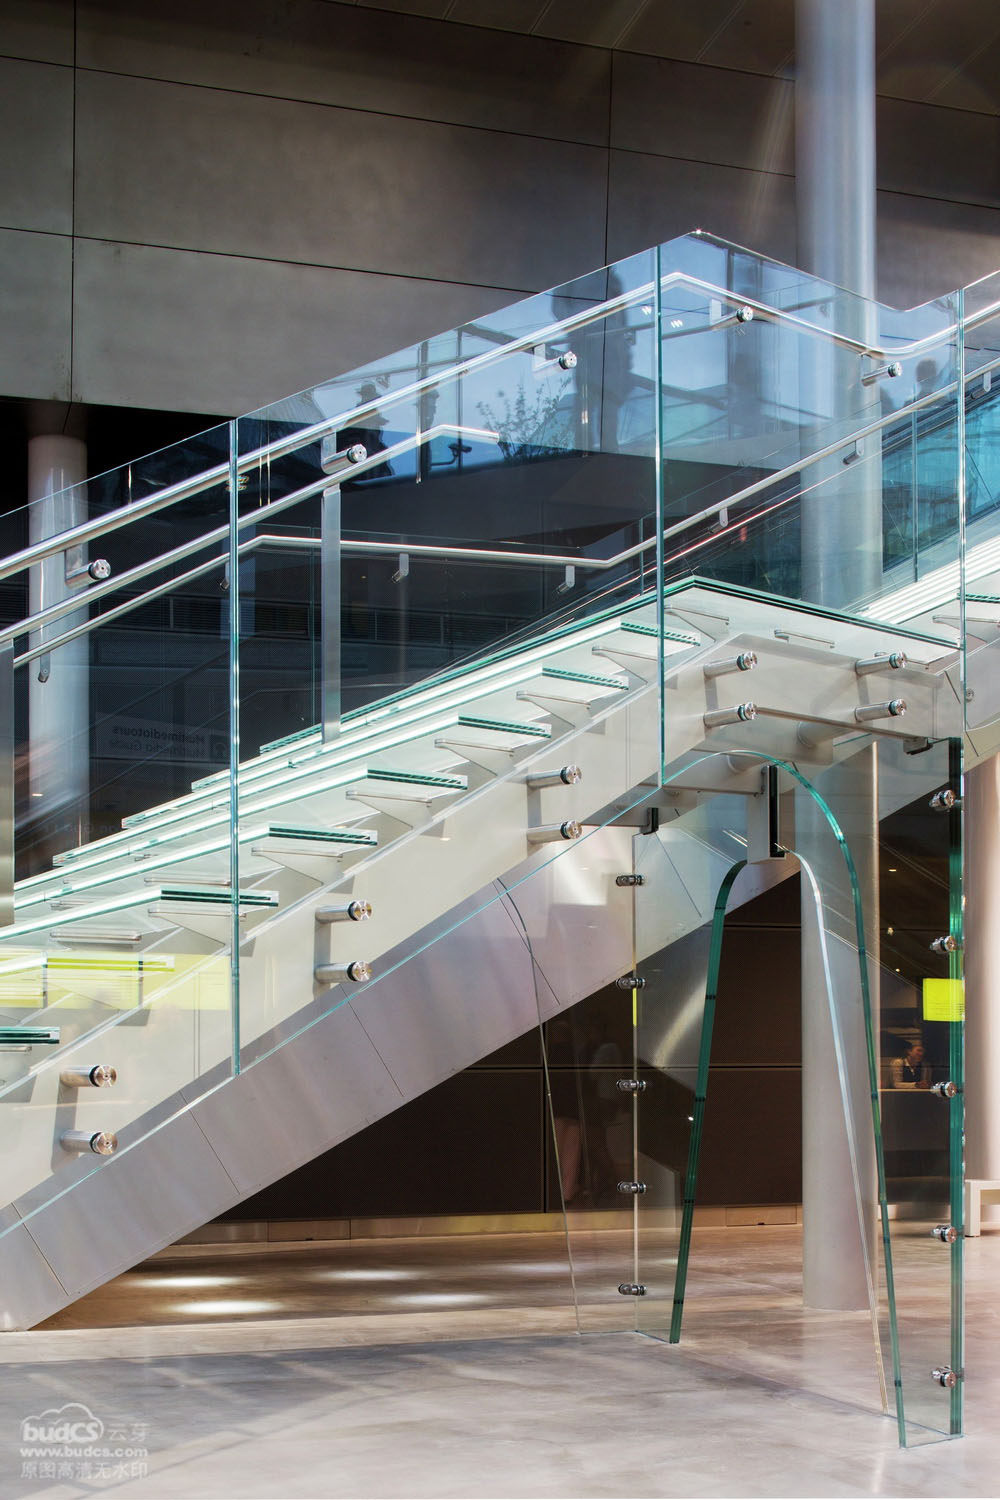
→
(704, 652, 757, 680)
(61, 1131, 118, 1156)
(854, 699, 906, 722)
(525, 766, 582, 789)
(704, 703, 757, 728)
(315, 961, 372, 985)
(855, 652, 906, 675)
(527, 821, 582, 843)
(59, 1065, 118, 1089)
(315, 901, 373, 923)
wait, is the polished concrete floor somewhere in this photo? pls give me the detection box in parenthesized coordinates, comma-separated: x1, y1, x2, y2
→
(1, 1226, 998, 1498)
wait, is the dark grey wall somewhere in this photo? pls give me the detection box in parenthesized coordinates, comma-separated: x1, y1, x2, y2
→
(3, 0, 1000, 417)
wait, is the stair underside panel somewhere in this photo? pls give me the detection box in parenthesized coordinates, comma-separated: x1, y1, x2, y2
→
(0, 829, 635, 1326)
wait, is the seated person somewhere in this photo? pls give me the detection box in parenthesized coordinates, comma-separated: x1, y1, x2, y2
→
(890, 1039, 931, 1089)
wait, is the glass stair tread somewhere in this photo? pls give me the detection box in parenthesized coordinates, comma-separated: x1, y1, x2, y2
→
(455, 716, 551, 738)
(262, 824, 378, 846)
(363, 769, 466, 789)
(540, 667, 628, 690)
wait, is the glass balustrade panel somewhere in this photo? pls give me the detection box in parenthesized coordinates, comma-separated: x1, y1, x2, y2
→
(0, 540, 236, 1227)
(656, 237, 961, 634)
(232, 263, 663, 1063)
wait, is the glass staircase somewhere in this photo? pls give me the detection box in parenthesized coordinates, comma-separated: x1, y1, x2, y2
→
(0, 232, 991, 1447)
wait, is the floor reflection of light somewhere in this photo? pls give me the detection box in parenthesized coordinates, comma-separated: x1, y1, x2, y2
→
(311, 1268, 420, 1282)
(131, 1275, 237, 1290)
(395, 1292, 491, 1308)
(172, 1299, 278, 1316)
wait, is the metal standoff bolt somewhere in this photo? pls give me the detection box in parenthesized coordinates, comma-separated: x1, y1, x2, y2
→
(854, 698, 906, 723)
(931, 1080, 961, 1099)
(862, 361, 903, 385)
(931, 1366, 962, 1388)
(736, 305, 754, 323)
(930, 934, 960, 954)
(525, 766, 582, 789)
(527, 821, 582, 843)
(316, 900, 373, 924)
(61, 1130, 118, 1156)
(315, 961, 371, 985)
(618, 1283, 647, 1297)
(66, 557, 112, 585)
(616, 1078, 647, 1093)
(615, 873, 645, 887)
(931, 1225, 960, 1244)
(855, 651, 906, 675)
(60, 1064, 118, 1089)
(930, 789, 961, 811)
(615, 973, 646, 991)
(704, 651, 757, 680)
(557, 351, 578, 370)
(704, 703, 757, 729)
(320, 437, 369, 474)
(617, 1180, 647, 1195)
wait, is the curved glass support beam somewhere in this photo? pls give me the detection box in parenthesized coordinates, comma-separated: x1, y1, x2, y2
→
(729, 750, 904, 1441)
(665, 845, 891, 1416)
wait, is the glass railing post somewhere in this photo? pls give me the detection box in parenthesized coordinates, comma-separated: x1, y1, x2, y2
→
(0, 641, 11, 926)
(948, 736, 965, 1436)
(654, 242, 666, 784)
(321, 482, 342, 741)
(228, 417, 242, 1077)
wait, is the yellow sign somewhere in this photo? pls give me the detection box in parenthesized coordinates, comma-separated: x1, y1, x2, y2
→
(923, 977, 964, 1022)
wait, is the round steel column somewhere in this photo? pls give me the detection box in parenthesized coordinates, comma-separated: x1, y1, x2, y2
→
(795, 0, 882, 611)
(795, 1, 881, 1311)
(27, 418, 89, 845)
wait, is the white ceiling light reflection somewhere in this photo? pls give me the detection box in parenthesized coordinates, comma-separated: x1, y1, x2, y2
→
(131, 1275, 237, 1290)
(393, 1292, 491, 1308)
(311, 1268, 420, 1282)
(171, 1299, 277, 1316)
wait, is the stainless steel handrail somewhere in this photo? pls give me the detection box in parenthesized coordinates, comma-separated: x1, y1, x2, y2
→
(4, 368, 985, 664)
(3, 265, 989, 590)
(2, 425, 496, 651)
(12, 368, 969, 669)
(5, 303, 997, 662)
